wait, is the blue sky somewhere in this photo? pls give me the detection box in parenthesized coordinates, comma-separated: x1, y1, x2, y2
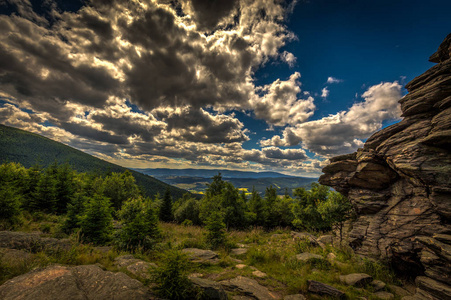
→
(0, 0, 450, 176)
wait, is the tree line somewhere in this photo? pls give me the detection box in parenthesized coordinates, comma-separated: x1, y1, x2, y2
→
(0, 162, 353, 249)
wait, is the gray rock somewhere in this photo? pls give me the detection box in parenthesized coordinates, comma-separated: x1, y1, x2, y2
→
(0, 231, 72, 252)
(371, 280, 386, 292)
(307, 280, 345, 299)
(189, 276, 227, 300)
(415, 276, 451, 300)
(319, 33, 451, 300)
(339, 273, 373, 287)
(388, 285, 412, 297)
(317, 235, 334, 245)
(291, 231, 318, 246)
(295, 253, 324, 263)
(373, 291, 394, 299)
(114, 255, 156, 280)
(231, 248, 248, 255)
(252, 270, 267, 278)
(283, 294, 306, 300)
(0, 264, 155, 300)
(221, 276, 280, 300)
(182, 248, 220, 264)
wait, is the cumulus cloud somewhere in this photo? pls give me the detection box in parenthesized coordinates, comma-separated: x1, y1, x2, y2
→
(261, 81, 403, 156)
(251, 72, 315, 126)
(281, 51, 297, 67)
(321, 87, 330, 98)
(326, 77, 343, 84)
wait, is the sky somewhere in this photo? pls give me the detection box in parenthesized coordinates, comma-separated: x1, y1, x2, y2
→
(0, 0, 450, 177)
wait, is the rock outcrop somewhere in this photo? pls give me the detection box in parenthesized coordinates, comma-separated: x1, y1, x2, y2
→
(0, 264, 155, 300)
(319, 33, 451, 299)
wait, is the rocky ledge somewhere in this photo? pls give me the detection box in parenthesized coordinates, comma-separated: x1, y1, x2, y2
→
(319, 33, 451, 299)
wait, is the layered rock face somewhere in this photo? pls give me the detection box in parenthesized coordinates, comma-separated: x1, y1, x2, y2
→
(319, 33, 451, 299)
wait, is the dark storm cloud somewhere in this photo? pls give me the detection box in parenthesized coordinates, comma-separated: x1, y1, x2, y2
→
(153, 107, 249, 143)
(190, 0, 238, 30)
(60, 122, 129, 145)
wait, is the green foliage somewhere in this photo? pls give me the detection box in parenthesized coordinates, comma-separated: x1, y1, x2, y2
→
(292, 183, 333, 231)
(62, 194, 86, 234)
(102, 170, 141, 211)
(174, 195, 201, 225)
(317, 191, 353, 242)
(0, 185, 22, 228)
(116, 196, 161, 251)
(151, 249, 197, 300)
(248, 187, 266, 227)
(204, 210, 228, 249)
(160, 187, 174, 222)
(79, 194, 113, 245)
(30, 168, 58, 213)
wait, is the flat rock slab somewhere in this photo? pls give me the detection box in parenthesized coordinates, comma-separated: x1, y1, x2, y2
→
(0, 231, 71, 252)
(388, 285, 412, 297)
(182, 248, 219, 264)
(0, 248, 33, 266)
(283, 294, 307, 300)
(252, 270, 267, 278)
(114, 255, 156, 280)
(371, 280, 386, 292)
(339, 273, 373, 287)
(221, 276, 280, 300)
(189, 276, 228, 300)
(308, 280, 345, 299)
(236, 264, 247, 269)
(0, 264, 155, 300)
(291, 232, 318, 246)
(231, 248, 248, 255)
(295, 253, 324, 263)
(373, 291, 394, 299)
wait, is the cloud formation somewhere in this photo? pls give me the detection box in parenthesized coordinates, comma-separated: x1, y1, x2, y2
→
(0, 1, 405, 176)
(261, 81, 403, 156)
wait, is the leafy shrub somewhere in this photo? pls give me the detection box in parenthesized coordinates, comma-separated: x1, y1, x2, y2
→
(79, 194, 113, 245)
(150, 249, 198, 300)
(116, 196, 161, 251)
(204, 210, 227, 249)
(0, 185, 22, 228)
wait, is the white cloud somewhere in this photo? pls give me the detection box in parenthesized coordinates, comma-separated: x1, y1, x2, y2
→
(321, 87, 330, 98)
(326, 77, 343, 84)
(281, 51, 297, 67)
(261, 81, 403, 157)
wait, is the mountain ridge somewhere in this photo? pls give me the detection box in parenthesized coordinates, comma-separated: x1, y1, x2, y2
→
(0, 124, 188, 200)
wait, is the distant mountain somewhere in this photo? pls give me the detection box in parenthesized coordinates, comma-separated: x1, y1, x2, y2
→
(134, 168, 297, 179)
(133, 168, 318, 196)
(0, 124, 188, 199)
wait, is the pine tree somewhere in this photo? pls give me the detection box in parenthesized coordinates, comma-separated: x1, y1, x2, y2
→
(55, 163, 76, 214)
(31, 168, 57, 213)
(248, 187, 266, 227)
(204, 210, 227, 249)
(159, 187, 173, 222)
(79, 194, 113, 244)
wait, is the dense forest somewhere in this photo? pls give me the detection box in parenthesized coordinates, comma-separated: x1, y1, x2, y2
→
(0, 162, 353, 249)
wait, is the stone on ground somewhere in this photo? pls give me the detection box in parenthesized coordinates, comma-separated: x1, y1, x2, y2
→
(189, 276, 228, 300)
(182, 248, 219, 264)
(231, 248, 248, 255)
(388, 285, 412, 297)
(339, 273, 373, 287)
(373, 291, 395, 299)
(295, 253, 324, 263)
(0, 264, 155, 300)
(235, 263, 247, 269)
(221, 276, 280, 300)
(290, 231, 318, 246)
(283, 294, 306, 300)
(114, 255, 156, 279)
(371, 280, 386, 292)
(252, 270, 267, 278)
(307, 280, 345, 299)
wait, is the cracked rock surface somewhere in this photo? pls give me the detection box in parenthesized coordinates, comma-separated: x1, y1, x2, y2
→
(319, 33, 451, 299)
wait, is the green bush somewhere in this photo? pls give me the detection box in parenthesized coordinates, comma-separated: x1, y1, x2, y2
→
(204, 210, 227, 249)
(116, 196, 161, 251)
(0, 185, 22, 228)
(150, 249, 198, 300)
(79, 194, 113, 245)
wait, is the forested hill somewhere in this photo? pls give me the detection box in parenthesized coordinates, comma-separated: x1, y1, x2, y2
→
(0, 124, 187, 199)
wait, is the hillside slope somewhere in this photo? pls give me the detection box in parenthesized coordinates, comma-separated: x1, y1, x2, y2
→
(0, 124, 188, 199)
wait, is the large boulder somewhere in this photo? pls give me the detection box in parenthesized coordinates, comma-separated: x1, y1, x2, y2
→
(0, 264, 155, 300)
(220, 276, 280, 300)
(319, 33, 451, 299)
(182, 248, 220, 264)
